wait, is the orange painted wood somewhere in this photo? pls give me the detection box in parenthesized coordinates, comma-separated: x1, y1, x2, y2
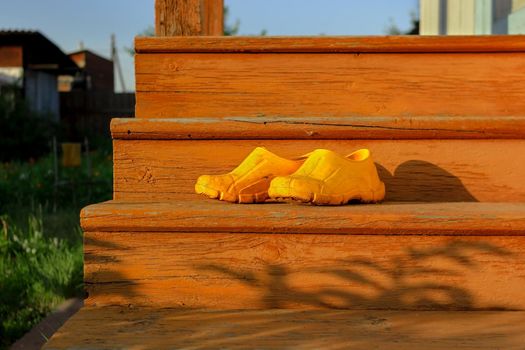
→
(112, 139, 525, 202)
(84, 230, 525, 309)
(135, 35, 525, 53)
(44, 307, 525, 349)
(81, 200, 525, 235)
(111, 117, 525, 140)
(155, 0, 223, 36)
(135, 52, 525, 118)
(201, 0, 223, 36)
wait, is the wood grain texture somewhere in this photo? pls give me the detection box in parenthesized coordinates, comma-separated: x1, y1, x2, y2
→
(135, 52, 525, 118)
(201, 0, 223, 36)
(84, 231, 525, 309)
(112, 139, 525, 202)
(156, 0, 200, 36)
(81, 200, 525, 235)
(155, 0, 223, 36)
(111, 116, 525, 140)
(44, 307, 525, 349)
(135, 35, 525, 53)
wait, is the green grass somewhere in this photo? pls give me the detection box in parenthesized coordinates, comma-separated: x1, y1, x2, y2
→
(0, 150, 113, 212)
(0, 209, 83, 348)
(0, 150, 112, 349)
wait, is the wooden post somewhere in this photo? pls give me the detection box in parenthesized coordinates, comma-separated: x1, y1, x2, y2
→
(155, 0, 224, 36)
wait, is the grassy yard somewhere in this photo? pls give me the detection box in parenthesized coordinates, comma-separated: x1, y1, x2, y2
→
(0, 149, 112, 349)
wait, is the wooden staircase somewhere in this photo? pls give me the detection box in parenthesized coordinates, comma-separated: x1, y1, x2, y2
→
(44, 36, 525, 349)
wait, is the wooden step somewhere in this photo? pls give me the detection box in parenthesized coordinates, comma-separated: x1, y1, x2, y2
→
(83, 200, 525, 235)
(52, 34, 525, 349)
(134, 36, 525, 119)
(43, 307, 525, 349)
(82, 200, 525, 310)
(110, 117, 525, 202)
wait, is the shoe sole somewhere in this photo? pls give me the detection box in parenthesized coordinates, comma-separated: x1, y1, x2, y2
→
(195, 178, 271, 204)
(269, 181, 386, 206)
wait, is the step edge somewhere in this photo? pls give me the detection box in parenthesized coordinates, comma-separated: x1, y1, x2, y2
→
(135, 35, 525, 54)
(80, 201, 525, 236)
(110, 116, 525, 140)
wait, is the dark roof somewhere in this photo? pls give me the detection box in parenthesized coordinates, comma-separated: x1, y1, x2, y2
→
(68, 49, 113, 63)
(0, 30, 79, 74)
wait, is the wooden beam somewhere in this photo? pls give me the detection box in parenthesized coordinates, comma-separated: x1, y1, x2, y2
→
(111, 116, 525, 140)
(135, 35, 525, 53)
(155, 0, 224, 36)
(81, 201, 525, 235)
(202, 0, 224, 36)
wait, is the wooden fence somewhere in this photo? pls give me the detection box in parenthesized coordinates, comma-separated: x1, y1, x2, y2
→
(60, 91, 135, 139)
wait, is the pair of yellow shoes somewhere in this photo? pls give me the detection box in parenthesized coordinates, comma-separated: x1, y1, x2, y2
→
(195, 147, 385, 205)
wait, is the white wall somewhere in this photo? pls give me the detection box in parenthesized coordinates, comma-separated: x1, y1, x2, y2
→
(420, 0, 525, 34)
(0, 67, 23, 87)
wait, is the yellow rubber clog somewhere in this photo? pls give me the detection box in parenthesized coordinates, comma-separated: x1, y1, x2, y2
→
(268, 148, 385, 205)
(195, 147, 302, 203)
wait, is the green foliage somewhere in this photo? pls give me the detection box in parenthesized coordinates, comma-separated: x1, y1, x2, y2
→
(0, 51, 112, 350)
(0, 209, 83, 349)
(0, 150, 112, 348)
(385, 11, 420, 35)
(0, 86, 58, 162)
(125, 26, 155, 55)
(0, 150, 112, 213)
(224, 6, 240, 36)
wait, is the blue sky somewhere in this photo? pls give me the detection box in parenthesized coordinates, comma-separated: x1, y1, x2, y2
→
(0, 0, 418, 92)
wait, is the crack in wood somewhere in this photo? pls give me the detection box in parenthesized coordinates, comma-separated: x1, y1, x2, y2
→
(229, 118, 484, 134)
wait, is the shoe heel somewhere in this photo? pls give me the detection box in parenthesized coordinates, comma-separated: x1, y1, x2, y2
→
(368, 181, 386, 203)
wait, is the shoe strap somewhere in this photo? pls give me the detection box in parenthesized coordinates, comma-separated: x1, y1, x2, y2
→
(345, 148, 370, 161)
(291, 151, 314, 161)
(292, 149, 370, 161)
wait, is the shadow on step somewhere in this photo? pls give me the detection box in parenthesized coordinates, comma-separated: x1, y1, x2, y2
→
(82, 231, 521, 311)
(200, 239, 513, 310)
(47, 307, 525, 349)
(376, 160, 478, 202)
(83, 235, 140, 304)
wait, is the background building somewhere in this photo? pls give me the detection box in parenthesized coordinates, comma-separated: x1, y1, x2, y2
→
(0, 30, 78, 121)
(59, 50, 114, 92)
(420, 0, 525, 35)
(0, 30, 134, 139)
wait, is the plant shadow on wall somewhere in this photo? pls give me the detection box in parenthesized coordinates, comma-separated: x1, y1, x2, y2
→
(199, 240, 512, 310)
(53, 238, 524, 348)
(83, 235, 140, 304)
